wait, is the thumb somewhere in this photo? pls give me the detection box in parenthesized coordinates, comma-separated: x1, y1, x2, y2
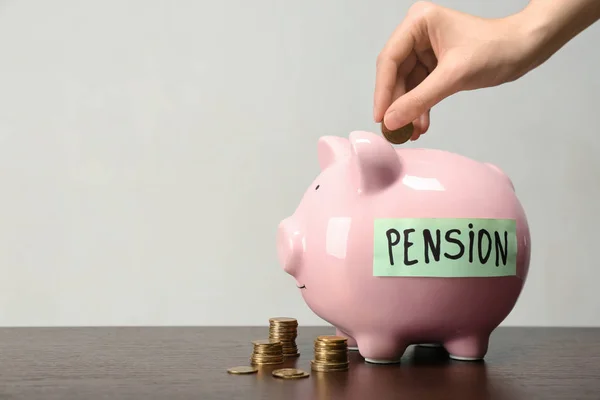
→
(383, 62, 461, 131)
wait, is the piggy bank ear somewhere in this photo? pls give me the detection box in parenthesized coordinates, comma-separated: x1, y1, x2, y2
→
(349, 130, 401, 193)
(317, 136, 351, 170)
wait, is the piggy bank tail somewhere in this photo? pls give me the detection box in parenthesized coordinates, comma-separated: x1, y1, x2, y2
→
(485, 163, 515, 192)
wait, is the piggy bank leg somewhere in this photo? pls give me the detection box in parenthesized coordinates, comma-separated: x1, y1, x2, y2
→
(417, 343, 442, 348)
(335, 328, 358, 351)
(356, 336, 406, 364)
(443, 334, 490, 361)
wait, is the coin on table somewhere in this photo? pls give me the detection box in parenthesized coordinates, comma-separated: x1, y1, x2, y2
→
(227, 366, 258, 375)
(381, 121, 414, 144)
(272, 368, 310, 379)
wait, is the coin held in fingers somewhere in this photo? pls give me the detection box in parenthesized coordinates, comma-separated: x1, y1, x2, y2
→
(381, 121, 414, 144)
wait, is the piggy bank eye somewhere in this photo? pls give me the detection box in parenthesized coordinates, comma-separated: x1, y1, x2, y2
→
(315, 184, 320, 190)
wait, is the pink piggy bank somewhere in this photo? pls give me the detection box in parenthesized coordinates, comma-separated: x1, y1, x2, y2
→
(276, 131, 530, 364)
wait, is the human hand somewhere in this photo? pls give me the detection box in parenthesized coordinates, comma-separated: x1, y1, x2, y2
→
(373, 1, 539, 141)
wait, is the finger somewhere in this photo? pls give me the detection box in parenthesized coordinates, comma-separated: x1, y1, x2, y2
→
(397, 50, 419, 77)
(374, 20, 418, 122)
(416, 48, 438, 73)
(411, 112, 430, 141)
(411, 119, 423, 141)
(375, 51, 417, 123)
(405, 61, 431, 137)
(383, 62, 459, 131)
(379, 8, 426, 65)
(391, 51, 417, 100)
(391, 74, 407, 104)
(375, 3, 437, 123)
(420, 110, 431, 135)
(406, 61, 428, 92)
(374, 57, 400, 122)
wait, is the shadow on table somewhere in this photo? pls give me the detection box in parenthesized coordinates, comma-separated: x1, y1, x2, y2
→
(295, 345, 519, 400)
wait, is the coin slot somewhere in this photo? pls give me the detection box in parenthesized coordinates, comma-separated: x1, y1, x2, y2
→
(315, 184, 320, 190)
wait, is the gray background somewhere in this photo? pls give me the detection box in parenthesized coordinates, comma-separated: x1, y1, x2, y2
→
(0, 0, 598, 327)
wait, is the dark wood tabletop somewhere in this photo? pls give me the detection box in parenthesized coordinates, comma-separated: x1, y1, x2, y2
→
(0, 326, 598, 399)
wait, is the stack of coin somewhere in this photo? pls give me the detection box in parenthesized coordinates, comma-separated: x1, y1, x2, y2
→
(250, 339, 284, 365)
(269, 317, 300, 358)
(310, 335, 349, 372)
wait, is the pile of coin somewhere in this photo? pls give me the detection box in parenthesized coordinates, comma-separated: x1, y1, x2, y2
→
(310, 335, 349, 372)
(268, 317, 300, 358)
(381, 121, 414, 144)
(250, 339, 284, 365)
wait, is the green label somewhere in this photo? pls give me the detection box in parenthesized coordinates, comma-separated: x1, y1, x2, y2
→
(373, 218, 517, 278)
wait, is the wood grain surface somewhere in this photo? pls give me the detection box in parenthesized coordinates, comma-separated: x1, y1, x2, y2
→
(0, 326, 597, 399)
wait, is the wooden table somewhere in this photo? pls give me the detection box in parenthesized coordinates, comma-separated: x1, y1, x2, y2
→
(0, 326, 598, 399)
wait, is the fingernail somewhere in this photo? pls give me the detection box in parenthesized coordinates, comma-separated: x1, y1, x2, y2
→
(384, 110, 401, 130)
(419, 114, 429, 133)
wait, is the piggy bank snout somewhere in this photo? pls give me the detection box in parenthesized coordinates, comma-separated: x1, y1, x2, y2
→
(276, 218, 303, 276)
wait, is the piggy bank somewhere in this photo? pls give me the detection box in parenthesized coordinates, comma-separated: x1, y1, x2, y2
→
(276, 130, 530, 364)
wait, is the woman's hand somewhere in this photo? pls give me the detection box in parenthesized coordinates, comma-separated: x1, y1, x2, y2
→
(373, 0, 600, 141)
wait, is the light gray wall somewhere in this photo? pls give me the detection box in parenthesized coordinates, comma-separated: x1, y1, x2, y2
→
(0, 0, 598, 327)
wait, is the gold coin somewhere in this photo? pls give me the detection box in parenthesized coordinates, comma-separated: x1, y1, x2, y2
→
(253, 346, 283, 352)
(312, 360, 349, 367)
(315, 339, 346, 344)
(314, 344, 348, 352)
(251, 354, 284, 360)
(272, 368, 310, 379)
(315, 358, 347, 364)
(316, 336, 347, 343)
(251, 352, 284, 358)
(314, 348, 347, 353)
(227, 366, 258, 375)
(272, 368, 304, 377)
(314, 349, 346, 354)
(314, 346, 346, 352)
(314, 347, 347, 352)
(310, 360, 349, 372)
(381, 121, 414, 144)
(253, 346, 283, 350)
(269, 317, 298, 324)
(252, 339, 281, 346)
(253, 352, 283, 358)
(253, 351, 283, 356)
(253, 356, 284, 360)
(250, 359, 284, 365)
(253, 347, 283, 352)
